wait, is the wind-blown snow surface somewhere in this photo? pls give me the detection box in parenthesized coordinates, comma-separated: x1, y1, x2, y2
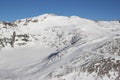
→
(0, 14, 120, 80)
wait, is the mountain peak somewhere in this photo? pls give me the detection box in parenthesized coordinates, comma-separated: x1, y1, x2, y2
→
(0, 14, 120, 80)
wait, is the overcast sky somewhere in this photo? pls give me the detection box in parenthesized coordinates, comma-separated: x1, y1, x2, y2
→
(0, 0, 120, 21)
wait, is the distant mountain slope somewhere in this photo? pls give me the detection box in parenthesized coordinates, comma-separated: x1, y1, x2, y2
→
(0, 14, 120, 80)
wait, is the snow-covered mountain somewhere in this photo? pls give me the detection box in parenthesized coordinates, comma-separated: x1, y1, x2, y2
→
(0, 14, 120, 80)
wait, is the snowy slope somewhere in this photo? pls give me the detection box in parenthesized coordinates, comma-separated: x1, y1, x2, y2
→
(0, 14, 120, 80)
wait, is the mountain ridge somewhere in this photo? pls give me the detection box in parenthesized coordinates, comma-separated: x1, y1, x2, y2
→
(0, 14, 120, 80)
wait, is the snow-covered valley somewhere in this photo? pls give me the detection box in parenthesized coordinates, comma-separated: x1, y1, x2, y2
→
(0, 14, 120, 80)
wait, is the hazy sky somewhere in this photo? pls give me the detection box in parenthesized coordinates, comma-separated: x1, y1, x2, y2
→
(0, 0, 120, 21)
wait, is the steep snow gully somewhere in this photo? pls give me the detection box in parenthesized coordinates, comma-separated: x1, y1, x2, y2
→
(0, 14, 120, 80)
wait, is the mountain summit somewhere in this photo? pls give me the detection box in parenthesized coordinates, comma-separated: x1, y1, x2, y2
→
(0, 14, 120, 80)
